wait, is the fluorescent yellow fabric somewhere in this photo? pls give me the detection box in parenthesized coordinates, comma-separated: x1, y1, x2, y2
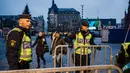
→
(74, 32, 92, 55)
(12, 28, 32, 61)
(122, 42, 130, 57)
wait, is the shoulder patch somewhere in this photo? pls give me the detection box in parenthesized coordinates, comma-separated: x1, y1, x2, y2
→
(9, 40, 16, 47)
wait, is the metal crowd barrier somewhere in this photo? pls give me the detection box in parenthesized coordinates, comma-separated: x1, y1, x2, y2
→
(54, 45, 113, 68)
(0, 65, 122, 73)
(54, 45, 68, 67)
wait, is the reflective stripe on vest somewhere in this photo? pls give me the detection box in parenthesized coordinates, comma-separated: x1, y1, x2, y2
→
(122, 42, 130, 57)
(11, 28, 32, 61)
(74, 32, 92, 55)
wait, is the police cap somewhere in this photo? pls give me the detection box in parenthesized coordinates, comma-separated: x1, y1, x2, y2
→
(18, 14, 31, 19)
(81, 20, 89, 27)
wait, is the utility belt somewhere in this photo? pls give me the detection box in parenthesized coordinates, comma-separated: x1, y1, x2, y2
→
(19, 59, 32, 64)
(20, 55, 32, 59)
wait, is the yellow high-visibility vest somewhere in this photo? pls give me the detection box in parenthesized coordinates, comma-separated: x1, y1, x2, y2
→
(7, 28, 32, 62)
(122, 42, 130, 58)
(74, 32, 92, 55)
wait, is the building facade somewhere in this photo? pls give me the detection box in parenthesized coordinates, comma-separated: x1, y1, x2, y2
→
(32, 16, 45, 33)
(0, 15, 18, 29)
(0, 15, 45, 36)
(48, 0, 80, 33)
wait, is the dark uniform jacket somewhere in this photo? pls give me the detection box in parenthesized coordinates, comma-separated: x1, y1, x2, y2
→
(32, 36, 47, 55)
(116, 44, 130, 68)
(6, 26, 30, 70)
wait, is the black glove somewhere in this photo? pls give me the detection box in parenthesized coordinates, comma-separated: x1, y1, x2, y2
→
(19, 60, 26, 65)
(69, 44, 73, 48)
(96, 44, 101, 51)
(97, 47, 101, 51)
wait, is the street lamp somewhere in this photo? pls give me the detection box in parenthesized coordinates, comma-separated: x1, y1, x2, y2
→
(81, 5, 84, 19)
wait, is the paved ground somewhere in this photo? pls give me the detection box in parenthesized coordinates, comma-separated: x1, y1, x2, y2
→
(0, 36, 121, 72)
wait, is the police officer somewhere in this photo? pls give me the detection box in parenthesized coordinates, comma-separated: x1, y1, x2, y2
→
(115, 42, 130, 69)
(74, 20, 100, 73)
(6, 14, 32, 70)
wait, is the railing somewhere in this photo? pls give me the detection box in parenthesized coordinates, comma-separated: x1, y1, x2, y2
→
(74, 45, 113, 66)
(0, 45, 121, 73)
(54, 45, 113, 68)
(0, 65, 122, 73)
(54, 45, 68, 67)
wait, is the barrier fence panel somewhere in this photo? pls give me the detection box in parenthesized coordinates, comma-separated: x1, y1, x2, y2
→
(54, 45, 113, 68)
(74, 45, 113, 66)
(54, 45, 68, 67)
(0, 65, 122, 73)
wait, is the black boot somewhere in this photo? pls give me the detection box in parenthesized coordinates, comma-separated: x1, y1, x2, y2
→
(37, 55, 40, 68)
(43, 60, 46, 68)
(37, 65, 40, 68)
(41, 54, 46, 68)
(43, 60, 46, 65)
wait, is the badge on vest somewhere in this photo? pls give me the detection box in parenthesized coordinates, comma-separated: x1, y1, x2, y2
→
(22, 42, 31, 49)
(85, 39, 90, 43)
(78, 38, 90, 43)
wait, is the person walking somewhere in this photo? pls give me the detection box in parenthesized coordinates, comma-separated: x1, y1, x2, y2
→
(32, 32, 48, 68)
